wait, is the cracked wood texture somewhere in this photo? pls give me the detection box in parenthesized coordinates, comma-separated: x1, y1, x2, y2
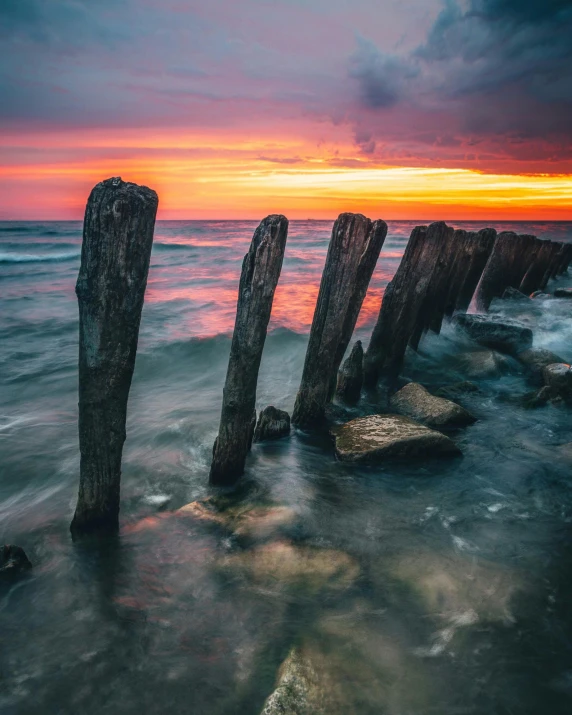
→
(71, 177, 158, 536)
(291, 213, 387, 429)
(209, 215, 289, 486)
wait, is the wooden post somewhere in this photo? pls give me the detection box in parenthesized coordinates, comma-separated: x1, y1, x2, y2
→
(474, 232, 537, 311)
(336, 340, 364, 404)
(71, 177, 158, 536)
(291, 213, 387, 429)
(540, 241, 565, 290)
(519, 239, 557, 295)
(448, 228, 496, 315)
(363, 222, 451, 386)
(209, 215, 289, 486)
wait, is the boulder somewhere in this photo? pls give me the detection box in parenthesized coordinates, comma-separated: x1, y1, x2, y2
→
(221, 541, 359, 595)
(0, 545, 32, 576)
(331, 414, 461, 463)
(502, 287, 531, 302)
(434, 381, 479, 400)
(517, 348, 566, 381)
(253, 406, 291, 443)
(542, 363, 572, 400)
(554, 288, 572, 298)
(453, 314, 533, 355)
(336, 340, 363, 404)
(455, 350, 514, 379)
(390, 383, 476, 428)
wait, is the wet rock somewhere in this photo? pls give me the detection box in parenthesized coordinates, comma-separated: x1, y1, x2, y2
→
(260, 647, 320, 715)
(222, 541, 359, 594)
(0, 545, 32, 576)
(542, 363, 572, 400)
(331, 414, 461, 463)
(502, 287, 531, 302)
(434, 381, 479, 400)
(178, 499, 298, 543)
(453, 314, 533, 355)
(390, 383, 476, 428)
(455, 350, 514, 379)
(253, 406, 291, 443)
(336, 341, 363, 404)
(517, 348, 566, 381)
(554, 288, 572, 298)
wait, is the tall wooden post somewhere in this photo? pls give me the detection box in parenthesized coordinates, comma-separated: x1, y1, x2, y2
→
(209, 215, 289, 486)
(71, 177, 158, 536)
(291, 213, 387, 429)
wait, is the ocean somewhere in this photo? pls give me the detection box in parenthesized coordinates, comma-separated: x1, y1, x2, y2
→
(2, 219, 572, 714)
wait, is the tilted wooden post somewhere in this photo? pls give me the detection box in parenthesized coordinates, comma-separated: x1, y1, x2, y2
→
(209, 215, 289, 486)
(446, 228, 496, 315)
(291, 213, 387, 429)
(519, 239, 556, 295)
(71, 177, 158, 536)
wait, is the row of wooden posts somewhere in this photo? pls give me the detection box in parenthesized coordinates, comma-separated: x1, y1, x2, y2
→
(70, 178, 572, 536)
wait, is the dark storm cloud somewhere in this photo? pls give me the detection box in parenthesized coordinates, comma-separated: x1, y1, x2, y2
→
(348, 0, 572, 168)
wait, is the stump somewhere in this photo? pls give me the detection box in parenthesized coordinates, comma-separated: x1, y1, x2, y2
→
(210, 215, 289, 485)
(71, 178, 158, 536)
(292, 213, 387, 429)
(336, 340, 364, 404)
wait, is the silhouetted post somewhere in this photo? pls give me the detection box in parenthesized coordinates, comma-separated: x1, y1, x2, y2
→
(540, 241, 565, 290)
(519, 239, 556, 295)
(71, 177, 158, 536)
(363, 222, 451, 386)
(292, 214, 387, 428)
(447, 228, 496, 315)
(475, 232, 538, 311)
(336, 340, 364, 404)
(209, 215, 289, 486)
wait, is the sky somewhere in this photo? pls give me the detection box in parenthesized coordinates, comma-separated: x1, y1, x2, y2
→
(1, 0, 571, 219)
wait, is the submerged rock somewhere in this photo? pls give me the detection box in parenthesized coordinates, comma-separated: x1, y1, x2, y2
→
(455, 349, 515, 379)
(453, 314, 533, 355)
(554, 288, 572, 298)
(390, 383, 476, 428)
(542, 363, 572, 400)
(222, 541, 359, 594)
(502, 287, 531, 302)
(261, 647, 320, 715)
(253, 406, 291, 443)
(434, 381, 479, 400)
(336, 340, 363, 404)
(178, 499, 297, 543)
(0, 545, 32, 576)
(331, 414, 461, 463)
(517, 348, 566, 381)
(531, 291, 551, 299)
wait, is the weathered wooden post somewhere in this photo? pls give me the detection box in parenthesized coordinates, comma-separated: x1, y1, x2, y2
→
(539, 241, 565, 290)
(446, 228, 496, 315)
(209, 215, 288, 486)
(336, 340, 364, 404)
(519, 239, 556, 295)
(363, 222, 451, 386)
(71, 177, 158, 536)
(291, 213, 387, 429)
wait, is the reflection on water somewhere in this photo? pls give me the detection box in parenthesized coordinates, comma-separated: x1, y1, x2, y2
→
(1, 220, 572, 714)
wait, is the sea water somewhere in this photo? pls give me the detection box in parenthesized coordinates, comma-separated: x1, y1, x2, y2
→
(1, 220, 572, 714)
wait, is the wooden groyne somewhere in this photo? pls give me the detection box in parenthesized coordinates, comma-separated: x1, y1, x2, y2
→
(71, 177, 158, 536)
(291, 213, 387, 429)
(209, 215, 289, 486)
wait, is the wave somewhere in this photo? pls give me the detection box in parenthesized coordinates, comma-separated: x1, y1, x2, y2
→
(0, 251, 80, 264)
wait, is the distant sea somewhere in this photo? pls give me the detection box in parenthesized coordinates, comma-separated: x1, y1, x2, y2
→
(2, 219, 572, 714)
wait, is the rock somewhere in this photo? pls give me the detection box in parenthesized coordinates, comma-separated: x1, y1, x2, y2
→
(178, 499, 298, 543)
(331, 414, 461, 463)
(554, 288, 572, 298)
(455, 350, 514, 379)
(221, 541, 359, 594)
(531, 291, 551, 299)
(434, 381, 479, 399)
(542, 363, 572, 400)
(254, 406, 291, 443)
(260, 647, 320, 715)
(390, 383, 476, 428)
(453, 314, 533, 355)
(0, 545, 32, 576)
(336, 341, 363, 404)
(517, 348, 566, 380)
(502, 286, 531, 302)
